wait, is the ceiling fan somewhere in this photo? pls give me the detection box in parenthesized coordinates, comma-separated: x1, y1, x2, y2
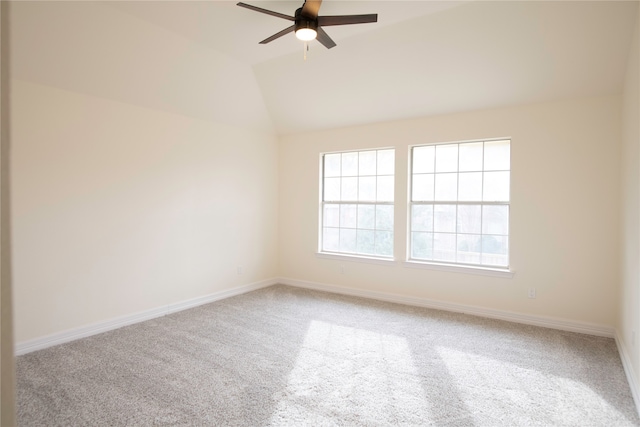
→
(236, 0, 378, 49)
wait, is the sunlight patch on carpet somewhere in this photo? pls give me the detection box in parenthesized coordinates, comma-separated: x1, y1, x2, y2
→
(269, 320, 430, 425)
(436, 346, 634, 425)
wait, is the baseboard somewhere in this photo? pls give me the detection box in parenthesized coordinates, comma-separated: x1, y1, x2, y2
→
(15, 278, 278, 356)
(15, 276, 616, 352)
(277, 277, 615, 338)
(15, 306, 168, 356)
(166, 278, 276, 314)
(615, 330, 640, 418)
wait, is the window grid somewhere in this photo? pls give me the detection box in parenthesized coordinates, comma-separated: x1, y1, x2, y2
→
(409, 140, 510, 268)
(321, 149, 395, 258)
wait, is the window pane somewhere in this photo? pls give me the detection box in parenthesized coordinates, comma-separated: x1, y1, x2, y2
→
(457, 205, 481, 234)
(339, 228, 357, 253)
(435, 173, 458, 201)
(457, 234, 481, 264)
(341, 177, 358, 201)
(458, 172, 482, 201)
(484, 140, 510, 171)
(358, 176, 376, 201)
(357, 204, 375, 230)
(406, 141, 509, 267)
(375, 231, 393, 257)
(375, 205, 394, 231)
(342, 152, 358, 176)
(459, 142, 483, 172)
(435, 144, 458, 173)
(411, 205, 433, 232)
(377, 149, 395, 175)
(434, 204, 456, 233)
(413, 146, 435, 173)
(412, 174, 434, 201)
(322, 227, 340, 252)
(411, 232, 432, 260)
(321, 148, 396, 259)
(324, 177, 340, 201)
(323, 204, 340, 227)
(482, 205, 509, 235)
(377, 176, 394, 202)
(340, 204, 357, 228)
(324, 154, 341, 177)
(483, 171, 510, 201)
(433, 233, 456, 262)
(359, 151, 376, 176)
(482, 235, 508, 266)
(357, 229, 375, 255)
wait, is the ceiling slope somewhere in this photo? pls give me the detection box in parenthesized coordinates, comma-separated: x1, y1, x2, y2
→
(254, 1, 639, 134)
(10, 1, 275, 133)
(11, 1, 639, 136)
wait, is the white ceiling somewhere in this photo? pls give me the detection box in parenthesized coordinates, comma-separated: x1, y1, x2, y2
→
(109, 1, 466, 66)
(12, 1, 640, 135)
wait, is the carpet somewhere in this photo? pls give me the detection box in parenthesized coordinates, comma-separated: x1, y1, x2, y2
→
(16, 284, 640, 426)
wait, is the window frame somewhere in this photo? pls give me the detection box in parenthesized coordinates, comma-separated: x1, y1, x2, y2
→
(407, 138, 512, 273)
(318, 148, 396, 261)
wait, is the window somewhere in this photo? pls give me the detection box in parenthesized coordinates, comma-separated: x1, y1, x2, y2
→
(320, 149, 395, 258)
(409, 139, 510, 268)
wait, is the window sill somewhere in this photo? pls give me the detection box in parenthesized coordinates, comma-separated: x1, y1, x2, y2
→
(316, 252, 397, 266)
(403, 260, 515, 278)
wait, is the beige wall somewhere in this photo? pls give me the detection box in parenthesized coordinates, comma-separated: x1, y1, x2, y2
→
(11, 80, 279, 342)
(279, 95, 621, 327)
(9, 1, 280, 344)
(620, 8, 640, 388)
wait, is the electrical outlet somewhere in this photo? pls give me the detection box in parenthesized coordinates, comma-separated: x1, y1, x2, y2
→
(237, 266, 243, 276)
(527, 288, 536, 299)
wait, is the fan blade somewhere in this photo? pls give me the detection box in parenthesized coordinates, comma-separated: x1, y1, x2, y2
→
(237, 2, 294, 21)
(316, 27, 336, 49)
(318, 14, 378, 26)
(301, 0, 322, 18)
(259, 25, 295, 44)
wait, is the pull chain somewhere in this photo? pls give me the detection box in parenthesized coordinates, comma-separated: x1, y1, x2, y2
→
(304, 41, 308, 60)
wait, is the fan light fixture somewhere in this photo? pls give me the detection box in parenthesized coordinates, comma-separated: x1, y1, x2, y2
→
(236, 1, 378, 50)
(295, 28, 317, 41)
(295, 18, 318, 41)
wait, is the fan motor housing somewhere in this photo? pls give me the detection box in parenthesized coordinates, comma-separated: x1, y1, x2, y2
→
(294, 7, 318, 33)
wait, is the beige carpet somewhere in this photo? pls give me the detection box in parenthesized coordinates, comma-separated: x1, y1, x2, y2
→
(16, 284, 640, 426)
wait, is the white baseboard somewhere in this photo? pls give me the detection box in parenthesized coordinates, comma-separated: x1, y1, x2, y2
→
(15, 275, 616, 351)
(15, 278, 278, 356)
(277, 277, 615, 338)
(615, 330, 640, 418)
(165, 278, 275, 314)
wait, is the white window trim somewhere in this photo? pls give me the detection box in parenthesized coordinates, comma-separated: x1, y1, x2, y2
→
(318, 148, 396, 259)
(316, 252, 398, 266)
(407, 138, 511, 270)
(403, 260, 514, 278)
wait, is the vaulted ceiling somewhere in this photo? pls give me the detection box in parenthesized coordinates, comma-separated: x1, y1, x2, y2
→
(11, 1, 639, 135)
